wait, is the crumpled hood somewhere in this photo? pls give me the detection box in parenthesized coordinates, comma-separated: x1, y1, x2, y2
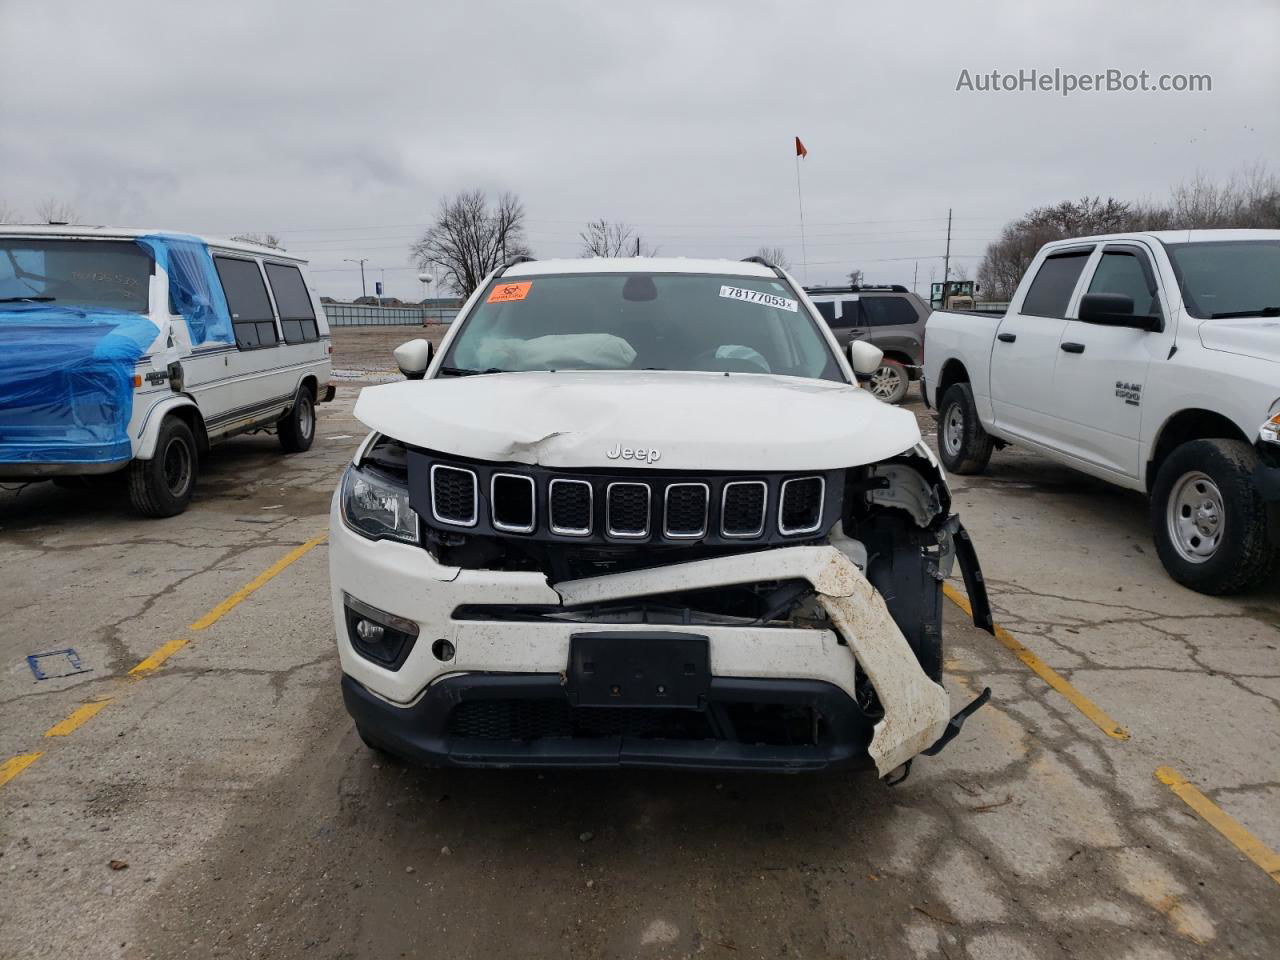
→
(1197, 318, 1280, 363)
(354, 369, 921, 471)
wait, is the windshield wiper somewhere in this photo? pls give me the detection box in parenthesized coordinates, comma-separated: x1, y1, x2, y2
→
(1209, 306, 1280, 318)
(0, 296, 55, 303)
(437, 365, 509, 377)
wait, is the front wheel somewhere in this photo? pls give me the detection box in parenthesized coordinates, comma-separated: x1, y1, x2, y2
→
(936, 383, 994, 474)
(279, 387, 316, 453)
(1150, 439, 1278, 595)
(127, 416, 198, 517)
(868, 360, 910, 404)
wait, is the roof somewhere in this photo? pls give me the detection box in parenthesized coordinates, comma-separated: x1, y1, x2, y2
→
(0, 224, 308, 263)
(1044, 228, 1280, 247)
(502, 257, 778, 278)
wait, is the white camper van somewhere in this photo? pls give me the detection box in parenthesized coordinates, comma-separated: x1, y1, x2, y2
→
(0, 226, 334, 516)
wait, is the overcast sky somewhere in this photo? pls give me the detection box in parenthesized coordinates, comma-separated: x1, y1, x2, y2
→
(2, 0, 1277, 300)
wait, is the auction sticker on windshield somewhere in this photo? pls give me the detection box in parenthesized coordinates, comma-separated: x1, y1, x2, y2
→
(488, 281, 533, 303)
(719, 285, 798, 312)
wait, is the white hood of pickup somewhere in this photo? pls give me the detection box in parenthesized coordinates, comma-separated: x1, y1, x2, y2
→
(1198, 318, 1280, 363)
(353, 370, 920, 471)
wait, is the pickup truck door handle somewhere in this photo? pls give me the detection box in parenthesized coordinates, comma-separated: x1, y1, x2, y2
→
(1060, 342, 1085, 354)
(997, 333, 1016, 343)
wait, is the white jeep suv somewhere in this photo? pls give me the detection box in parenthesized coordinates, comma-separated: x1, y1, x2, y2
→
(329, 257, 991, 778)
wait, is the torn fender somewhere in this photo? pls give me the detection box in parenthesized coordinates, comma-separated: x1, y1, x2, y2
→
(554, 545, 951, 776)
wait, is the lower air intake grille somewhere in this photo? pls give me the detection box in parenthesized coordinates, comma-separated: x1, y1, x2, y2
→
(431, 465, 477, 525)
(722, 481, 766, 537)
(779, 476, 824, 535)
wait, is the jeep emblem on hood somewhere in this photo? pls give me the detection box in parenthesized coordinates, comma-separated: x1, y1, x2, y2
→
(606, 443, 661, 464)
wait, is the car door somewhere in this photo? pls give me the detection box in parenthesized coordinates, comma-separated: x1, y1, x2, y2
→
(861, 295, 923, 364)
(1049, 243, 1170, 481)
(199, 255, 290, 438)
(812, 297, 863, 347)
(989, 247, 1093, 445)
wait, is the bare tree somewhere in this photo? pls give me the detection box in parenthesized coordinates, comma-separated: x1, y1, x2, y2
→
(35, 197, 78, 224)
(753, 246, 791, 270)
(230, 232, 284, 250)
(847, 269, 864, 287)
(580, 219, 655, 257)
(0, 200, 17, 224)
(411, 190, 531, 297)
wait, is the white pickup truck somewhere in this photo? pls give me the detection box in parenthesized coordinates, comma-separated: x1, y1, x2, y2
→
(923, 229, 1280, 595)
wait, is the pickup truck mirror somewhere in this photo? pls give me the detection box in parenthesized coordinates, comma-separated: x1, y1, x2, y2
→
(1078, 293, 1161, 332)
(393, 339, 434, 380)
(847, 339, 884, 377)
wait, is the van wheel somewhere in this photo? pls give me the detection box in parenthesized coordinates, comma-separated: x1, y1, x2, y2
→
(868, 360, 910, 404)
(128, 417, 197, 517)
(937, 383, 994, 474)
(1150, 439, 1278, 595)
(279, 387, 315, 453)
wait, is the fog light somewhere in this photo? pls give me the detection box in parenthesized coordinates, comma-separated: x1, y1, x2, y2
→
(355, 619, 385, 643)
(431, 639, 455, 662)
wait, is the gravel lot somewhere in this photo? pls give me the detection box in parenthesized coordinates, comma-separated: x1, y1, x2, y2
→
(1, 332, 1277, 959)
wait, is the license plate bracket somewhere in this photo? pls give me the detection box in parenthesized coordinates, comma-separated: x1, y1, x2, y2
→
(567, 632, 710, 709)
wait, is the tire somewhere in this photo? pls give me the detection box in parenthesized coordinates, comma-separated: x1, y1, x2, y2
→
(1149, 438, 1279, 595)
(937, 383, 994, 474)
(279, 386, 316, 453)
(868, 359, 910, 404)
(127, 416, 197, 518)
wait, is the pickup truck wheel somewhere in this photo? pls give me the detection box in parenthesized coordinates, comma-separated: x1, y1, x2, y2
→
(937, 384, 994, 474)
(868, 360, 910, 404)
(127, 416, 197, 518)
(278, 387, 316, 453)
(1150, 439, 1279, 595)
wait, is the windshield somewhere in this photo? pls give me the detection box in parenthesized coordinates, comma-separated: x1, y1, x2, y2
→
(0, 238, 153, 314)
(1164, 239, 1280, 319)
(441, 272, 843, 381)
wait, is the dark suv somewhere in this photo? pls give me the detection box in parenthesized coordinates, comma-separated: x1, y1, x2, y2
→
(806, 285, 930, 404)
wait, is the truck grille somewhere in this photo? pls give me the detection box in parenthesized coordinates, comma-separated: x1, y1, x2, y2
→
(491, 473, 535, 533)
(549, 479, 593, 536)
(430, 465, 477, 526)
(721, 481, 767, 537)
(779, 477, 824, 534)
(606, 482, 650, 538)
(664, 483, 709, 538)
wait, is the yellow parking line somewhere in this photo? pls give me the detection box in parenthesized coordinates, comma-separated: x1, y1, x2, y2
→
(131, 533, 327, 676)
(44, 698, 113, 737)
(1156, 766, 1280, 887)
(0, 752, 42, 787)
(943, 583, 1130, 741)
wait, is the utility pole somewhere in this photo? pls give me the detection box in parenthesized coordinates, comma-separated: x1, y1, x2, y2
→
(942, 208, 952, 285)
(635, 235, 640, 257)
(913, 261, 919, 295)
(344, 258, 369, 300)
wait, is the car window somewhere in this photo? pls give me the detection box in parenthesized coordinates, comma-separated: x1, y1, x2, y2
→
(214, 256, 279, 350)
(1164, 239, 1280, 319)
(860, 296, 919, 327)
(265, 262, 319, 344)
(838, 300, 862, 327)
(1087, 251, 1158, 316)
(0, 238, 153, 313)
(813, 300, 837, 324)
(443, 272, 844, 382)
(1020, 252, 1091, 319)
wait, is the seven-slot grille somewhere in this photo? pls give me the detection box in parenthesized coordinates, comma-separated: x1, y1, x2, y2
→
(415, 452, 836, 544)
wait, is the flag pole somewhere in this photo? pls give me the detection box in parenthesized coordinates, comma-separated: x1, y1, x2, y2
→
(794, 142, 809, 284)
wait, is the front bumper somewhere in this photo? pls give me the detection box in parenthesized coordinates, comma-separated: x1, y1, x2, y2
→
(330, 497, 986, 776)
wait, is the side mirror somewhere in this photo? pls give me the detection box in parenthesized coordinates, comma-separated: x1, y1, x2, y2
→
(847, 340, 884, 377)
(1078, 293, 1161, 332)
(393, 339, 433, 380)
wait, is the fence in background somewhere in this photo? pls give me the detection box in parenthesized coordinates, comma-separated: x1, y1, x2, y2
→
(322, 303, 458, 327)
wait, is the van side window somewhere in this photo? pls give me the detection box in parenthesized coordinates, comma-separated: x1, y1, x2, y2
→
(214, 256, 278, 350)
(265, 263, 319, 343)
(861, 297, 918, 326)
(1020, 251, 1091, 319)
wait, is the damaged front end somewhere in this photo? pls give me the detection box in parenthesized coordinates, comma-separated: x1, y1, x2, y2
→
(337, 435, 992, 777)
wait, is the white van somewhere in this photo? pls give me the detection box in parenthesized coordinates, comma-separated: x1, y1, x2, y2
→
(0, 226, 333, 516)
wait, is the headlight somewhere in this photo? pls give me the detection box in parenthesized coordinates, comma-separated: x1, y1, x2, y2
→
(1261, 413, 1280, 446)
(341, 463, 419, 543)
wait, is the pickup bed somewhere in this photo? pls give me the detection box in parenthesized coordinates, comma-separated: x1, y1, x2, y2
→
(923, 229, 1280, 595)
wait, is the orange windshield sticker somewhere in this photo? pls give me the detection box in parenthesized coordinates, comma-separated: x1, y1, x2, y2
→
(487, 281, 532, 303)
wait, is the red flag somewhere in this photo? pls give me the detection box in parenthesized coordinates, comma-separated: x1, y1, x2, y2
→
(795, 136, 808, 159)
